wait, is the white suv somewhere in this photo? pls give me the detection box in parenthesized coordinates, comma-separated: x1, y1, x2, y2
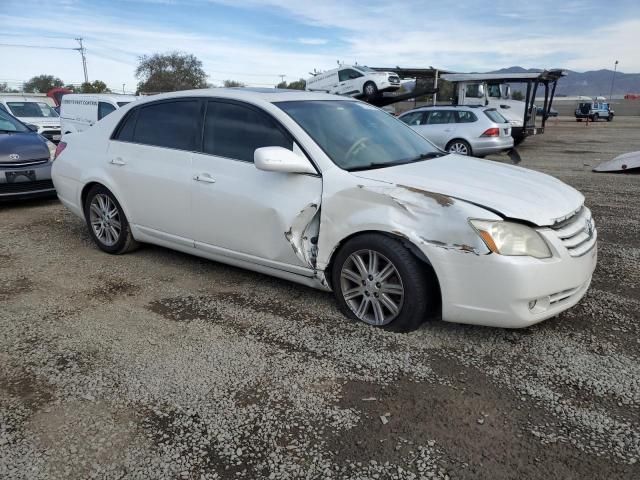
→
(306, 65, 400, 99)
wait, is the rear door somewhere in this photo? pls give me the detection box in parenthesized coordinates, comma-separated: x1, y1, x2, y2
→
(190, 99, 322, 271)
(107, 99, 201, 244)
(423, 110, 455, 148)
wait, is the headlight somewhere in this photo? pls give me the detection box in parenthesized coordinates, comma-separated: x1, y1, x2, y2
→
(470, 220, 551, 259)
(45, 140, 56, 161)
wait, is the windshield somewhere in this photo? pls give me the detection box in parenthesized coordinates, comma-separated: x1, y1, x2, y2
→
(117, 102, 131, 107)
(277, 100, 440, 171)
(0, 109, 29, 133)
(484, 108, 509, 123)
(7, 102, 59, 118)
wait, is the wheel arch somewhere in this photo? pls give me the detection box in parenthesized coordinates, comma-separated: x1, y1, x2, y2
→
(80, 180, 134, 228)
(322, 230, 442, 315)
(445, 138, 473, 155)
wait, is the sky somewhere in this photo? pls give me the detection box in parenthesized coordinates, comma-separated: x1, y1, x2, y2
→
(1, 0, 639, 93)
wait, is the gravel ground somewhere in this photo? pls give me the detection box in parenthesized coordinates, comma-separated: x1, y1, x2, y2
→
(1, 116, 639, 479)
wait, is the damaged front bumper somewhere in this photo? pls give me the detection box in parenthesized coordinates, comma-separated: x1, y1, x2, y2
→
(425, 235, 597, 328)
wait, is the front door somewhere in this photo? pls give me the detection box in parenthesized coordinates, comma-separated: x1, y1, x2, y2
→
(191, 100, 322, 271)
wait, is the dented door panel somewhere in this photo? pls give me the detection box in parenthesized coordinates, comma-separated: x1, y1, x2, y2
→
(191, 152, 322, 270)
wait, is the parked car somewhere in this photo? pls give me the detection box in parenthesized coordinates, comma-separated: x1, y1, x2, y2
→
(0, 95, 62, 143)
(306, 65, 401, 99)
(535, 105, 558, 117)
(60, 94, 138, 136)
(397, 106, 514, 156)
(0, 109, 56, 200)
(52, 89, 596, 331)
(575, 101, 614, 122)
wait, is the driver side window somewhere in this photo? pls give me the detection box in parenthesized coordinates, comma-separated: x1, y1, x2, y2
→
(339, 69, 363, 82)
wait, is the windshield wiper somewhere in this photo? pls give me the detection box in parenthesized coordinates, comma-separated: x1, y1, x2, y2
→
(346, 152, 443, 172)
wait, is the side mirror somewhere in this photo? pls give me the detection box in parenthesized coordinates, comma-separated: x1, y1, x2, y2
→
(254, 147, 316, 174)
(26, 124, 39, 132)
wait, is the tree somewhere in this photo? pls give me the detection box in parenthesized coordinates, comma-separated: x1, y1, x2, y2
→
(23, 75, 64, 93)
(135, 52, 208, 93)
(223, 79, 245, 88)
(80, 80, 110, 93)
(276, 79, 306, 90)
(0, 82, 19, 93)
(511, 90, 524, 101)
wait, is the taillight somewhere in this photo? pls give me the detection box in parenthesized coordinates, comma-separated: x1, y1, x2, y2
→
(481, 128, 500, 137)
(54, 141, 67, 160)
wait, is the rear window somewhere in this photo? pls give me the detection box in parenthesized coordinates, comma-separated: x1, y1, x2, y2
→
(455, 111, 477, 123)
(484, 109, 508, 123)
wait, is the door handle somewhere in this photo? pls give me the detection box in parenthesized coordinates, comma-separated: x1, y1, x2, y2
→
(193, 173, 216, 183)
(110, 157, 126, 166)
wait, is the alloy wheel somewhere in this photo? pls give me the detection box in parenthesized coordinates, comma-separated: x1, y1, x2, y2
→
(448, 142, 469, 155)
(89, 194, 121, 247)
(340, 249, 405, 326)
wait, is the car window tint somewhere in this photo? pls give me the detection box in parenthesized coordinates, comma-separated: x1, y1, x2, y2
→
(399, 111, 425, 126)
(456, 111, 477, 123)
(204, 101, 292, 162)
(132, 100, 200, 151)
(98, 102, 116, 120)
(484, 109, 508, 123)
(427, 110, 454, 124)
(338, 69, 349, 82)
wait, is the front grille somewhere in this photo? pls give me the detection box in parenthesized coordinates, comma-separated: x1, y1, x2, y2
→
(550, 207, 596, 257)
(0, 158, 49, 168)
(41, 130, 61, 142)
(0, 179, 55, 195)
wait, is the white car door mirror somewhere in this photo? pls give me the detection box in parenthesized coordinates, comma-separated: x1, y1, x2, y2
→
(254, 147, 316, 174)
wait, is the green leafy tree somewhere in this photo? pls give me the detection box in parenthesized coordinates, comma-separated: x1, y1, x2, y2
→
(223, 79, 245, 88)
(135, 52, 208, 93)
(80, 80, 111, 93)
(23, 75, 64, 93)
(277, 79, 305, 90)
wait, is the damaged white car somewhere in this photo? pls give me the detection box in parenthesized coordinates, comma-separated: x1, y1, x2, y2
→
(52, 89, 597, 331)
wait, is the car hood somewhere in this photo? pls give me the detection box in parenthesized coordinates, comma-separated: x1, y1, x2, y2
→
(351, 154, 584, 226)
(0, 132, 50, 163)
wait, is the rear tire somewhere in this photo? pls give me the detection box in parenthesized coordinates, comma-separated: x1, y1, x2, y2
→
(331, 234, 437, 332)
(83, 184, 139, 255)
(363, 81, 378, 100)
(446, 139, 472, 156)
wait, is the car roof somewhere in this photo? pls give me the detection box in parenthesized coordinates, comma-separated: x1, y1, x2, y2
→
(400, 105, 487, 114)
(62, 93, 138, 102)
(132, 88, 355, 106)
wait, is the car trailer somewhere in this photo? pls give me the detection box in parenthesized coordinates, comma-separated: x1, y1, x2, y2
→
(367, 67, 451, 108)
(441, 70, 567, 143)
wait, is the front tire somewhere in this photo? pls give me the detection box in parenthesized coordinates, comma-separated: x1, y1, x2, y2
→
(446, 139, 472, 156)
(83, 184, 138, 254)
(331, 234, 436, 332)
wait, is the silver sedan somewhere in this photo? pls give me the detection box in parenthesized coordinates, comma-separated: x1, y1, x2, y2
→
(398, 105, 514, 157)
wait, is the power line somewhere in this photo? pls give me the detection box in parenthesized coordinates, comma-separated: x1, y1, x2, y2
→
(0, 42, 77, 50)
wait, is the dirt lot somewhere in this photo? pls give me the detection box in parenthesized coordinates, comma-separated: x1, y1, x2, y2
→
(1, 117, 639, 479)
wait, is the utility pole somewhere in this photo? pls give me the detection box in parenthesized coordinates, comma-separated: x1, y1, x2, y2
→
(122, 84, 125, 94)
(278, 74, 286, 86)
(609, 60, 619, 101)
(75, 37, 89, 84)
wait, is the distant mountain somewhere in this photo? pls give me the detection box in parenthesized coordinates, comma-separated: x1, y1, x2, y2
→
(487, 66, 640, 96)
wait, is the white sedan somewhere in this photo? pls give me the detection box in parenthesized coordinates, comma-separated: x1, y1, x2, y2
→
(52, 89, 597, 331)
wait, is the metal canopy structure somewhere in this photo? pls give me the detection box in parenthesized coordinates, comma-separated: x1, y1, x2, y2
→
(442, 69, 567, 136)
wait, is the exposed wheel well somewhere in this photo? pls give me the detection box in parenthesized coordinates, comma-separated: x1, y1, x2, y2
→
(323, 230, 442, 316)
(80, 182, 103, 209)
